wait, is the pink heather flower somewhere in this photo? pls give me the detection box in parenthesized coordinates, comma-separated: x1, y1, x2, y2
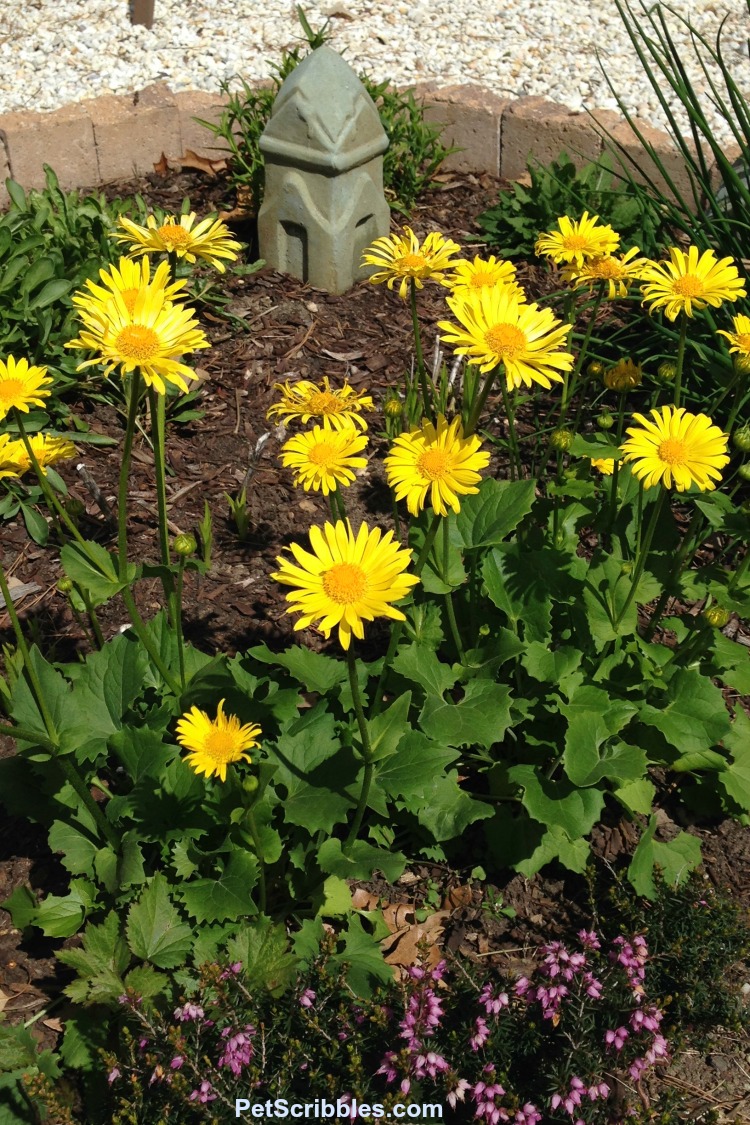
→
(219, 960, 243, 981)
(646, 1033, 669, 1064)
(514, 976, 533, 998)
(174, 1002, 204, 1022)
(631, 1006, 663, 1033)
(409, 966, 426, 980)
(470, 1016, 490, 1051)
(446, 1079, 471, 1108)
(578, 929, 601, 950)
(430, 960, 448, 981)
(587, 1081, 610, 1101)
(537, 983, 569, 1018)
(137, 1037, 148, 1051)
(414, 1051, 449, 1079)
(189, 1080, 217, 1104)
(170, 1056, 184, 1070)
(479, 982, 510, 1015)
(217, 1025, 256, 1076)
(542, 941, 587, 981)
(299, 988, 316, 1008)
(515, 1104, 542, 1124)
(583, 971, 603, 999)
(107, 1067, 121, 1085)
(400, 1078, 411, 1096)
(605, 1026, 629, 1051)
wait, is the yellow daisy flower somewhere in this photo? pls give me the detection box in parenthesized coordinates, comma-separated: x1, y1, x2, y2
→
(66, 278, 210, 396)
(562, 246, 648, 299)
(362, 227, 461, 299)
(449, 255, 525, 300)
(590, 457, 615, 476)
(603, 358, 643, 392)
(535, 212, 620, 268)
(175, 699, 261, 782)
(279, 425, 368, 494)
(271, 520, 419, 650)
(115, 212, 243, 273)
(73, 257, 187, 319)
(620, 405, 729, 492)
(640, 246, 746, 321)
(0, 356, 53, 421)
(438, 287, 574, 390)
(385, 414, 490, 517)
(717, 312, 750, 358)
(267, 376, 374, 431)
(0, 433, 77, 479)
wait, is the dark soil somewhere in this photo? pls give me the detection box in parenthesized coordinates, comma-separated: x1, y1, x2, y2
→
(1, 165, 750, 1120)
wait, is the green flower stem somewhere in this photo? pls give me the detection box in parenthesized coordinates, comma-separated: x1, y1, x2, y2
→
(615, 488, 668, 629)
(729, 544, 750, 595)
(561, 283, 605, 419)
(499, 380, 521, 481)
(465, 363, 500, 437)
(334, 486, 347, 522)
(442, 517, 465, 663)
(607, 398, 629, 532)
(118, 370, 142, 581)
(148, 386, 178, 625)
(369, 512, 442, 717)
(328, 493, 338, 523)
(410, 279, 431, 417)
(175, 557, 187, 692)
(244, 805, 267, 914)
(56, 754, 119, 848)
(344, 644, 375, 850)
(725, 378, 750, 437)
(0, 723, 55, 749)
(120, 585, 182, 696)
(672, 312, 689, 409)
(0, 561, 58, 742)
(78, 587, 105, 649)
(14, 414, 89, 551)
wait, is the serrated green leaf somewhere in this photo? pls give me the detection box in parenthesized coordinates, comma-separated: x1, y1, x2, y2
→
(629, 815, 703, 898)
(225, 916, 299, 995)
(126, 873, 193, 967)
(330, 915, 392, 997)
(509, 763, 605, 840)
(456, 478, 536, 549)
(178, 851, 259, 924)
(413, 772, 493, 841)
(638, 668, 731, 759)
(482, 548, 551, 642)
(247, 643, 347, 695)
(718, 710, 750, 811)
(366, 691, 412, 762)
(270, 708, 357, 833)
(58, 912, 130, 1005)
(34, 878, 97, 938)
(60, 540, 134, 601)
(559, 685, 639, 787)
(419, 679, 512, 749)
(613, 778, 656, 815)
(392, 644, 458, 698)
(375, 730, 459, 801)
(48, 819, 98, 876)
(0, 1022, 39, 1070)
(521, 642, 582, 685)
(317, 838, 407, 882)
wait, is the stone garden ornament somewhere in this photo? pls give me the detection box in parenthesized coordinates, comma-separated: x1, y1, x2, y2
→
(258, 46, 391, 295)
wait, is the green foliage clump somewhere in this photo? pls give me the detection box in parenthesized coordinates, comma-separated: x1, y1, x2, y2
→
(196, 7, 452, 215)
(476, 151, 665, 261)
(0, 166, 125, 388)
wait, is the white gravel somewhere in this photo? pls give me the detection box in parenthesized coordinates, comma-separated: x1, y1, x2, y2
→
(0, 0, 748, 145)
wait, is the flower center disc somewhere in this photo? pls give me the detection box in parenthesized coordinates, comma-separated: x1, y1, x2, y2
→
(736, 334, 750, 352)
(658, 438, 687, 466)
(0, 379, 25, 407)
(322, 562, 368, 605)
(590, 259, 621, 278)
(116, 324, 161, 362)
(484, 322, 526, 360)
(308, 441, 336, 466)
(672, 274, 704, 297)
(203, 729, 238, 763)
(417, 447, 451, 480)
(308, 391, 341, 415)
(400, 252, 426, 271)
(158, 224, 191, 248)
(562, 234, 589, 251)
(121, 288, 139, 315)
(470, 271, 494, 289)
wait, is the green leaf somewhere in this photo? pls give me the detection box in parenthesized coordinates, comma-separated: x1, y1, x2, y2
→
(126, 873, 193, 967)
(48, 819, 98, 876)
(413, 772, 493, 841)
(569, 434, 622, 461)
(456, 478, 536, 549)
(19, 501, 49, 545)
(628, 815, 703, 898)
(509, 763, 605, 840)
(178, 851, 259, 924)
(225, 916, 299, 995)
(392, 644, 458, 698)
(559, 685, 639, 787)
(330, 915, 392, 997)
(27, 277, 72, 310)
(613, 777, 656, 815)
(718, 710, 750, 811)
(110, 726, 176, 783)
(419, 679, 512, 749)
(1, 887, 37, 932)
(521, 642, 582, 686)
(60, 540, 134, 601)
(0, 1022, 39, 1070)
(366, 691, 412, 762)
(482, 547, 551, 642)
(58, 912, 130, 1005)
(248, 643, 347, 695)
(375, 730, 459, 801)
(269, 707, 357, 833)
(638, 668, 731, 760)
(317, 838, 407, 882)
(513, 824, 591, 877)
(33, 879, 97, 938)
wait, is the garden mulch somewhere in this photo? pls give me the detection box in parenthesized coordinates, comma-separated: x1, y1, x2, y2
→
(1, 164, 750, 1121)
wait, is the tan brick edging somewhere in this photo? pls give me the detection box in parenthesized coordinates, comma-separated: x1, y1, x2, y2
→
(0, 80, 698, 210)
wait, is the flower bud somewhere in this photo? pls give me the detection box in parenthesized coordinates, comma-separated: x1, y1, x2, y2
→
(173, 533, 197, 558)
(65, 497, 85, 520)
(57, 577, 74, 595)
(737, 463, 750, 482)
(242, 776, 259, 796)
(587, 361, 605, 379)
(732, 425, 750, 453)
(384, 397, 403, 419)
(735, 355, 750, 377)
(657, 360, 677, 383)
(603, 359, 642, 392)
(596, 411, 614, 431)
(702, 605, 730, 629)
(550, 428, 574, 451)
(620, 561, 634, 576)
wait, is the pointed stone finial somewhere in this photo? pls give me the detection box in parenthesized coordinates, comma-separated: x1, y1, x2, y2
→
(258, 46, 391, 295)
